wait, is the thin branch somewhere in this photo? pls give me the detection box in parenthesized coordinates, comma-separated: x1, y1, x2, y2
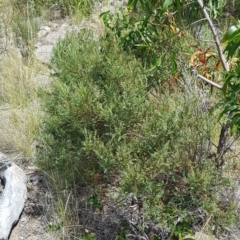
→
(197, 74, 222, 89)
(196, 0, 229, 71)
(217, 120, 230, 167)
(186, 18, 207, 28)
(191, 67, 222, 89)
(223, 133, 240, 155)
(196, 0, 233, 166)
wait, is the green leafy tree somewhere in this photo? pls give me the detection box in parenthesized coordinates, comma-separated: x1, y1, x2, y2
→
(218, 17, 240, 133)
(100, 0, 228, 90)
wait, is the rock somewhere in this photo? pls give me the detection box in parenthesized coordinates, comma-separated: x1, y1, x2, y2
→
(40, 26, 51, 32)
(0, 162, 27, 240)
(60, 23, 69, 30)
(45, 31, 64, 44)
(37, 30, 48, 38)
(0, 152, 6, 161)
(184, 232, 218, 240)
(34, 45, 53, 64)
(48, 22, 59, 30)
(195, 232, 218, 240)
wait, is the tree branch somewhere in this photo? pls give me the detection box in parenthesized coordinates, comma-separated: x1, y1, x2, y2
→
(196, 0, 229, 71)
(197, 74, 222, 89)
(196, 0, 231, 167)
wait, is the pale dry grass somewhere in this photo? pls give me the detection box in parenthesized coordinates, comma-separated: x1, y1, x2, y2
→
(1, 107, 41, 156)
(0, 46, 45, 157)
(0, 49, 35, 106)
(0, 0, 49, 158)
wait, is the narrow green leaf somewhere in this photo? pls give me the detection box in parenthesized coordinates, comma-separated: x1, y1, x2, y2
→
(117, 231, 126, 239)
(127, 0, 138, 9)
(171, 57, 177, 72)
(225, 41, 240, 59)
(230, 16, 240, 26)
(160, 0, 173, 16)
(218, 108, 230, 120)
(99, 11, 110, 19)
(222, 25, 239, 43)
(229, 32, 240, 42)
(230, 113, 240, 129)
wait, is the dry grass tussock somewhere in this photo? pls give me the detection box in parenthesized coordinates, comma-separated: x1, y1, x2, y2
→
(0, 47, 44, 157)
(0, 0, 49, 159)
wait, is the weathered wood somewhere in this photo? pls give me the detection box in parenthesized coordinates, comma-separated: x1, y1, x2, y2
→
(197, 74, 222, 89)
(0, 159, 27, 240)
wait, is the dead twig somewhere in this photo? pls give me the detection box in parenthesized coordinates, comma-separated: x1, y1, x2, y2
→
(197, 74, 222, 89)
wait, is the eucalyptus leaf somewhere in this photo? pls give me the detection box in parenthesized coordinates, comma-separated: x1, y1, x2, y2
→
(222, 25, 239, 43)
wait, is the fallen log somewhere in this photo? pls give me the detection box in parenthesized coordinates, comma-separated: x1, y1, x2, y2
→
(0, 155, 27, 240)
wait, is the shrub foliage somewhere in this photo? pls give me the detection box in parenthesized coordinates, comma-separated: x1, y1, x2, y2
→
(37, 31, 237, 236)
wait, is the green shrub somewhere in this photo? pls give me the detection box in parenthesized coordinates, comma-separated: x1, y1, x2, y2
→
(100, 6, 179, 87)
(37, 30, 237, 235)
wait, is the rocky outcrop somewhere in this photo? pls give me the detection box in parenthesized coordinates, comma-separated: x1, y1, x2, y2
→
(33, 0, 128, 65)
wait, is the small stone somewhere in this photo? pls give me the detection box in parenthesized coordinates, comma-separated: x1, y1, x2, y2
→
(40, 25, 47, 30)
(34, 42, 41, 48)
(195, 232, 218, 240)
(45, 31, 63, 44)
(34, 45, 53, 64)
(60, 23, 69, 30)
(48, 22, 58, 30)
(20, 217, 27, 222)
(44, 26, 51, 32)
(37, 30, 48, 38)
(0, 152, 6, 160)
